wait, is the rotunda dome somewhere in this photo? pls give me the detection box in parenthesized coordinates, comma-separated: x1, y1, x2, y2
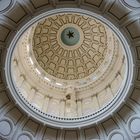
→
(5, 8, 133, 128)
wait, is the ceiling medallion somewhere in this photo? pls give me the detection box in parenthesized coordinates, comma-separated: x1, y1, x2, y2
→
(61, 27, 80, 46)
(57, 23, 84, 49)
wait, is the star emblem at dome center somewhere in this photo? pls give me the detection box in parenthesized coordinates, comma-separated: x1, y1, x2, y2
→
(67, 30, 74, 38)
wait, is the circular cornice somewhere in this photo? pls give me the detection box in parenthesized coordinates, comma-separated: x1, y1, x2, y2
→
(5, 8, 134, 128)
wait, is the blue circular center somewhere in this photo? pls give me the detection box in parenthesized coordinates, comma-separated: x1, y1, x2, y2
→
(61, 27, 80, 46)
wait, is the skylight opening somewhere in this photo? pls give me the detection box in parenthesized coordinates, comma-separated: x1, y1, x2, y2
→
(27, 44, 30, 52)
(35, 68, 41, 75)
(29, 57, 34, 65)
(44, 77, 51, 82)
(56, 82, 62, 86)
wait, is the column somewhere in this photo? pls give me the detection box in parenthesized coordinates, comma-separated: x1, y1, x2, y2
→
(96, 94, 100, 109)
(59, 100, 65, 117)
(27, 87, 36, 103)
(42, 96, 50, 113)
(106, 85, 114, 97)
(117, 72, 123, 82)
(18, 74, 25, 87)
(65, 86, 77, 117)
(32, 92, 44, 109)
(77, 100, 82, 117)
(92, 96, 99, 112)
